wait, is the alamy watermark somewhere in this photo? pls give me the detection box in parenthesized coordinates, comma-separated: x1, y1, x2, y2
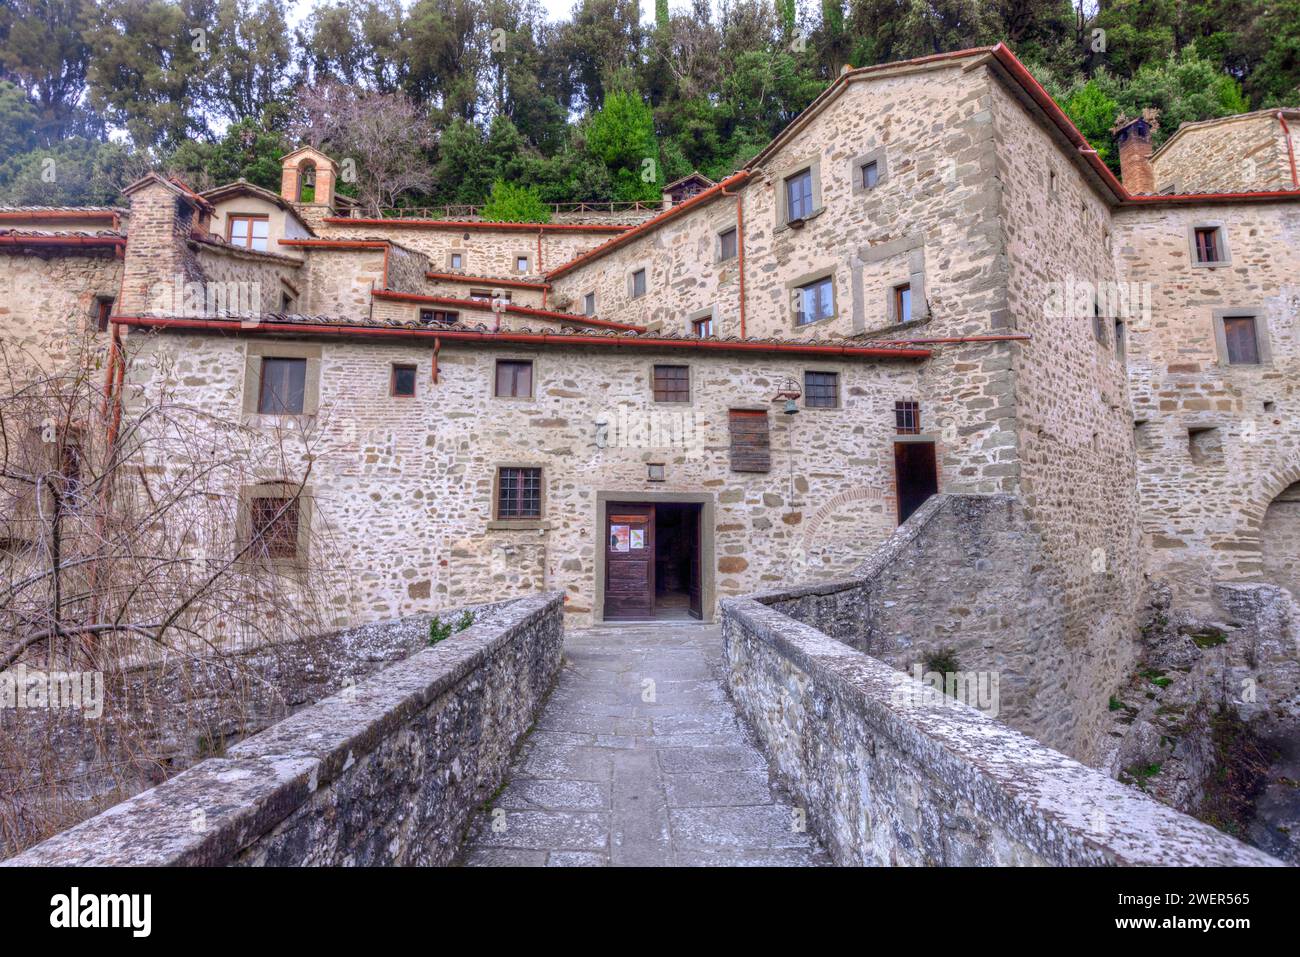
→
(1, 664, 104, 718)
(148, 274, 262, 318)
(1044, 276, 1151, 322)
(890, 664, 1000, 718)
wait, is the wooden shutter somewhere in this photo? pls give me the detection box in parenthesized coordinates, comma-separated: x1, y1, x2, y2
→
(729, 409, 770, 472)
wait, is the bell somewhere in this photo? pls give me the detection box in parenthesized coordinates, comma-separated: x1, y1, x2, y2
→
(783, 398, 799, 415)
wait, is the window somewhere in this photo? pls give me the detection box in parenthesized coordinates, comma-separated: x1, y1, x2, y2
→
(859, 160, 879, 190)
(893, 283, 912, 324)
(419, 308, 458, 325)
(692, 316, 714, 338)
(228, 215, 269, 251)
(718, 227, 738, 261)
(1194, 227, 1222, 264)
(250, 496, 300, 559)
(728, 410, 770, 472)
(497, 467, 542, 520)
(94, 297, 114, 333)
(1049, 169, 1057, 193)
(257, 357, 306, 414)
(515, 255, 530, 273)
(470, 288, 509, 303)
(1092, 300, 1108, 345)
(631, 268, 647, 298)
(785, 169, 814, 221)
(495, 360, 533, 398)
(895, 400, 921, 434)
(449, 252, 463, 270)
(1114, 319, 1127, 361)
(1223, 316, 1261, 365)
(391, 364, 417, 397)
(653, 364, 690, 402)
(795, 276, 835, 325)
(804, 371, 838, 408)
(280, 291, 296, 312)
(583, 292, 596, 316)
(647, 463, 665, 482)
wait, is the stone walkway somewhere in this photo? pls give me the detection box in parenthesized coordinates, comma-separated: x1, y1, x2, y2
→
(461, 623, 829, 866)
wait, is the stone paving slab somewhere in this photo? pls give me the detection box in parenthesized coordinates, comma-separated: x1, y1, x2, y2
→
(461, 623, 830, 867)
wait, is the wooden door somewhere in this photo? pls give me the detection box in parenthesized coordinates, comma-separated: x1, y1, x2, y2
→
(894, 441, 939, 525)
(605, 504, 654, 620)
(687, 506, 702, 619)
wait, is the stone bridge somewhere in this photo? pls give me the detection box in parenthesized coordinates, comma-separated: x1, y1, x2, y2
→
(4, 497, 1281, 867)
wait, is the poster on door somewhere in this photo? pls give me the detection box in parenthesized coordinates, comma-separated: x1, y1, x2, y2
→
(610, 524, 630, 552)
(630, 527, 644, 550)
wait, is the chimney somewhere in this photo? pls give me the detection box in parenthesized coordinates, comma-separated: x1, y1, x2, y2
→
(1112, 110, 1160, 195)
(118, 175, 206, 315)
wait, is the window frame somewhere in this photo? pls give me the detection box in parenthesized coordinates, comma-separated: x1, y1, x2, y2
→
(784, 168, 815, 222)
(1212, 308, 1271, 367)
(391, 363, 418, 398)
(493, 466, 544, 522)
(850, 148, 888, 194)
(513, 254, 531, 275)
(242, 342, 321, 419)
(494, 358, 535, 400)
(791, 272, 837, 327)
(583, 292, 596, 316)
(447, 251, 464, 270)
(1188, 223, 1231, 267)
(890, 282, 912, 325)
(651, 364, 691, 403)
(803, 370, 839, 409)
(238, 482, 312, 570)
(419, 308, 459, 325)
(894, 400, 921, 435)
(256, 356, 308, 415)
(630, 267, 648, 299)
(717, 226, 738, 262)
(227, 213, 270, 252)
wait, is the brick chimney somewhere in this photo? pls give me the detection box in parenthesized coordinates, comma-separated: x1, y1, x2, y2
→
(118, 174, 206, 315)
(1112, 110, 1160, 195)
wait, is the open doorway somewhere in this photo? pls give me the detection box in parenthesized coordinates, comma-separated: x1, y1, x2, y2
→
(894, 440, 939, 524)
(603, 501, 703, 621)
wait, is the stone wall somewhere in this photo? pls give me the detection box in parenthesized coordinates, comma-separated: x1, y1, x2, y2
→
(1152, 111, 1300, 194)
(721, 589, 1280, 866)
(3, 592, 564, 866)
(0, 251, 121, 374)
(125, 328, 923, 627)
(991, 75, 1145, 762)
(1115, 200, 1300, 613)
(748, 494, 1101, 759)
(0, 598, 517, 859)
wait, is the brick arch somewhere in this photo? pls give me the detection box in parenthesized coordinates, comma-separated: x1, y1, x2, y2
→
(1242, 455, 1300, 538)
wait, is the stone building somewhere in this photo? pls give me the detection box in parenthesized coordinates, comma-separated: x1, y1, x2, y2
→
(2, 43, 1298, 764)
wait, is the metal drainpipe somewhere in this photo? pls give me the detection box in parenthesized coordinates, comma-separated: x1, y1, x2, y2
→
(719, 185, 746, 338)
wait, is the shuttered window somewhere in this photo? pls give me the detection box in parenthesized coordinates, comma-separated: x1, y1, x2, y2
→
(728, 409, 770, 472)
(1223, 316, 1260, 365)
(653, 365, 690, 402)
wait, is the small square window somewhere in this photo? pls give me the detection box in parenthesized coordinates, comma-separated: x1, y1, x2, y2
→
(1223, 316, 1260, 365)
(785, 168, 814, 221)
(250, 496, 299, 558)
(497, 467, 542, 520)
(795, 276, 834, 325)
(495, 360, 533, 398)
(258, 357, 307, 414)
(1194, 227, 1222, 264)
(895, 400, 921, 434)
(718, 227, 737, 261)
(653, 364, 689, 402)
(449, 252, 463, 270)
(859, 161, 879, 190)
(391, 364, 417, 397)
(804, 371, 838, 408)
(692, 315, 713, 338)
(229, 215, 269, 251)
(516, 255, 530, 273)
(419, 308, 458, 325)
(893, 283, 912, 324)
(631, 269, 647, 298)
(647, 463, 665, 482)
(583, 292, 596, 316)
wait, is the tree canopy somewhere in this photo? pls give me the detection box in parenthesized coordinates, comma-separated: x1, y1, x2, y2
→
(0, 0, 1296, 209)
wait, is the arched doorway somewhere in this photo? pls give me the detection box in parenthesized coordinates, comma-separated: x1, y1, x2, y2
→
(1261, 481, 1300, 597)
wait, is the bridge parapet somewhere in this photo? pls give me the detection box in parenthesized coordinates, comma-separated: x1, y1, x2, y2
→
(4, 592, 565, 866)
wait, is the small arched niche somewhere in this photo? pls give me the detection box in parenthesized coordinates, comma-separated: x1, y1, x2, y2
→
(1261, 481, 1300, 597)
